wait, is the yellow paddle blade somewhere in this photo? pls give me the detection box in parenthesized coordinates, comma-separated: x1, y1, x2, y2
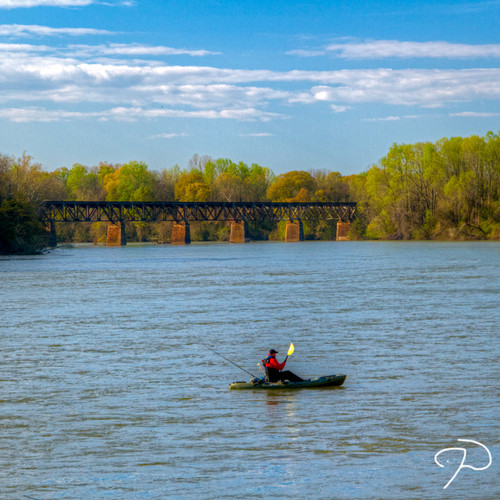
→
(287, 343, 295, 356)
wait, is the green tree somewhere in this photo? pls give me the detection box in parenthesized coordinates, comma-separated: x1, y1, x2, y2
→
(6, 152, 66, 203)
(244, 163, 274, 201)
(154, 165, 181, 201)
(0, 153, 13, 199)
(312, 170, 350, 202)
(210, 160, 273, 202)
(212, 172, 245, 201)
(361, 165, 396, 239)
(103, 161, 155, 201)
(67, 163, 106, 201)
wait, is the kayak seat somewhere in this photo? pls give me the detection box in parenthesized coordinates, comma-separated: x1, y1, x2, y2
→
(261, 360, 271, 382)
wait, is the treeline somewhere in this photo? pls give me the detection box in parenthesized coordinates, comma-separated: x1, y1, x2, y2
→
(1, 131, 499, 253)
(353, 131, 500, 240)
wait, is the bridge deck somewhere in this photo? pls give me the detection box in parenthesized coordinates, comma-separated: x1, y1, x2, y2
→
(41, 201, 357, 223)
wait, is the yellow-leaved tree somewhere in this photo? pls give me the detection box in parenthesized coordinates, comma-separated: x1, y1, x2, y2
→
(266, 170, 315, 202)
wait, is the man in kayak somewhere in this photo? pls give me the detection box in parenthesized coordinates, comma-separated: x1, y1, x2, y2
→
(263, 349, 304, 383)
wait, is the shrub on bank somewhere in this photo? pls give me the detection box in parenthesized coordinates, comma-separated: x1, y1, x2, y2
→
(0, 196, 46, 254)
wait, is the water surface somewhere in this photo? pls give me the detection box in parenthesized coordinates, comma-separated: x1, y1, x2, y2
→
(1, 241, 499, 499)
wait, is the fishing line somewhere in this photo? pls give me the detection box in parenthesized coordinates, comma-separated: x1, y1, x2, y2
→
(201, 344, 257, 378)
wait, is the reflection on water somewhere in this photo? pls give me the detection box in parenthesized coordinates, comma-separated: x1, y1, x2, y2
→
(1, 241, 499, 499)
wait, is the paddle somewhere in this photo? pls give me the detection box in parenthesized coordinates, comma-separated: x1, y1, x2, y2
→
(284, 342, 294, 363)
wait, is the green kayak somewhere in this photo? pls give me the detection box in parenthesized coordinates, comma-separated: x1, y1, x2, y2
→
(229, 374, 346, 390)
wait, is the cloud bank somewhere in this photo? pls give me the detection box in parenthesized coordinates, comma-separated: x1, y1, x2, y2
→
(0, 37, 498, 123)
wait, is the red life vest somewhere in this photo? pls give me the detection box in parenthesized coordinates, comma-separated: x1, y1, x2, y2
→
(263, 355, 285, 371)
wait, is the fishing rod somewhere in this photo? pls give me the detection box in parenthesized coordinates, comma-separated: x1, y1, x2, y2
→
(202, 344, 257, 378)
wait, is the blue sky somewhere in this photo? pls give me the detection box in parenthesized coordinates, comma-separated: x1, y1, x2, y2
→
(0, 0, 499, 175)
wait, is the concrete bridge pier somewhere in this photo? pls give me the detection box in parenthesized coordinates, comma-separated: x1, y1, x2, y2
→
(171, 221, 191, 245)
(285, 220, 304, 242)
(106, 221, 127, 246)
(229, 220, 249, 243)
(336, 221, 351, 241)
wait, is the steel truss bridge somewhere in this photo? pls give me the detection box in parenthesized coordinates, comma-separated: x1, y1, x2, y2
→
(41, 201, 357, 224)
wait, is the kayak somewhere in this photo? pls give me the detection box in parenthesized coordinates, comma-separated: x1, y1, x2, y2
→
(229, 374, 346, 390)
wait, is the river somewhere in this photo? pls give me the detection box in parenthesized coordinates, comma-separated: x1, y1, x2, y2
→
(1, 241, 499, 499)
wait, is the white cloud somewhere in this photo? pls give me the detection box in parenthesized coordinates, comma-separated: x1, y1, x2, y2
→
(363, 116, 401, 122)
(140, 84, 290, 110)
(239, 132, 273, 137)
(363, 114, 426, 122)
(0, 24, 115, 37)
(444, 1, 500, 14)
(0, 107, 100, 121)
(289, 39, 500, 59)
(0, 106, 285, 122)
(0, 0, 132, 7)
(449, 111, 500, 117)
(286, 49, 325, 58)
(0, 42, 51, 52)
(292, 70, 500, 107)
(331, 104, 349, 113)
(154, 132, 188, 139)
(0, 0, 94, 7)
(71, 43, 220, 57)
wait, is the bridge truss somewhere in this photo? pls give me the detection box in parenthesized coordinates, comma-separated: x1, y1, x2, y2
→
(41, 201, 357, 224)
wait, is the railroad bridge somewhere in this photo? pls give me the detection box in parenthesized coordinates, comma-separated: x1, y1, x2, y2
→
(41, 201, 357, 246)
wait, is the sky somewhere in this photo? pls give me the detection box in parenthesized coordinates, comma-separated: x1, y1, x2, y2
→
(0, 0, 499, 175)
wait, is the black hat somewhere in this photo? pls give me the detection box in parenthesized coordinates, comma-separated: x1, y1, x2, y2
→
(269, 349, 278, 354)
